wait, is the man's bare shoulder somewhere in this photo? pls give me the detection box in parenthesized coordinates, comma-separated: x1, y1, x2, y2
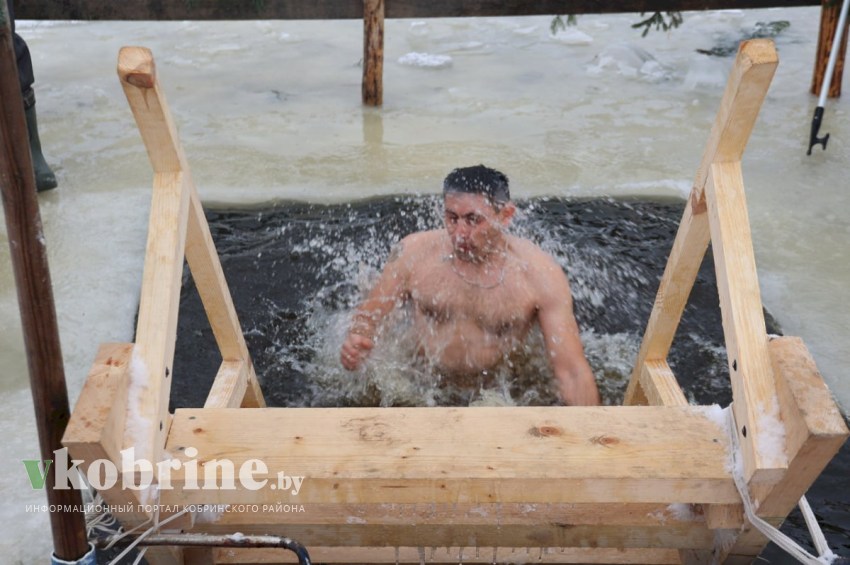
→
(507, 235, 570, 291)
(390, 230, 445, 264)
(507, 235, 561, 271)
(400, 229, 443, 248)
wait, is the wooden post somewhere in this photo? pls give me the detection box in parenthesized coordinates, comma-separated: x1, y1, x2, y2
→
(811, 0, 850, 97)
(0, 5, 90, 562)
(362, 0, 384, 106)
(625, 40, 777, 407)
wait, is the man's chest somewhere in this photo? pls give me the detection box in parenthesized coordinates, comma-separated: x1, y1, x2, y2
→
(408, 265, 538, 332)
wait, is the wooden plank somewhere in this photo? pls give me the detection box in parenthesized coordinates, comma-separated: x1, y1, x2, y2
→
(192, 522, 714, 550)
(119, 46, 193, 469)
(118, 47, 186, 173)
(129, 171, 190, 466)
(183, 548, 215, 564)
(757, 337, 848, 517)
(61, 345, 185, 565)
(213, 546, 683, 564)
(623, 196, 710, 405)
(716, 337, 848, 563)
(63, 343, 134, 464)
(205, 360, 248, 408)
(188, 500, 719, 549)
(240, 363, 265, 408)
(62, 343, 146, 526)
(188, 501, 712, 527)
(362, 0, 384, 106)
(186, 188, 264, 408)
(705, 161, 786, 487)
(625, 40, 776, 406)
(62, 349, 189, 565)
(639, 360, 689, 407)
(704, 504, 743, 529)
(17, 0, 821, 20)
(691, 40, 778, 203)
(185, 189, 250, 363)
(161, 406, 738, 506)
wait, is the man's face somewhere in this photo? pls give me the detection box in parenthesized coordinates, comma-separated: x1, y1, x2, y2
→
(443, 192, 513, 260)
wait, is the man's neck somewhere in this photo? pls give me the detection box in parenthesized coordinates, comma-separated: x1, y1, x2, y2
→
(455, 235, 508, 266)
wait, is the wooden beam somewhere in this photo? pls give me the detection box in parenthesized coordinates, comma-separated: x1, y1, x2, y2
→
(623, 195, 710, 405)
(624, 41, 777, 407)
(639, 360, 689, 407)
(186, 186, 265, 408)
(716, 337, 848, 563)
(362, 0, 384, 106)
(16, 0, 821, 20)
(185, 189, 253, 365)
(205, 360, 248, 408)
(119, 47, 192, 469)
(212, 546, 684, 564)
(188, 500, 720, 549)
(0, 8, 89, 559)
(62, 344, 146, 526)
(705, 161, 786, 486)
(128, 170, 189, 465)
(161, 406, 737, 506)
(191, 501, 713, 527)
(634, 358, 722, 564)
(63, 343, 134, 464)
(118, 47, 185, 172)
(125, 46, 264, 411)
(192, 522, 715, 551)
(759, 337, 848, 517)
(62, 344, 183, 565)
(692, 40, 778, 203)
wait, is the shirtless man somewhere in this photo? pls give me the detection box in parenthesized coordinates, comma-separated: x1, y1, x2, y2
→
(340, 165, 600, 406)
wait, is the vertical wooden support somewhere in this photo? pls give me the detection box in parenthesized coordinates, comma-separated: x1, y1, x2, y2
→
(0, 6, 90, 561)
(118, 47, 190, 471)
(625, 40, 778, 408)
(811, 0, 850, 97)
(362, 0, 384, 106)
(706, 161, 787, 486)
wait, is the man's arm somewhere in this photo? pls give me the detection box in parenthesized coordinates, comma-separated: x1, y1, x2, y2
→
(340, 239, 410, 371)
(535, 258, 601, 406)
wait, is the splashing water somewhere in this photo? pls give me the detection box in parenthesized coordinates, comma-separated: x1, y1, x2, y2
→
(171, 194, 767, 410)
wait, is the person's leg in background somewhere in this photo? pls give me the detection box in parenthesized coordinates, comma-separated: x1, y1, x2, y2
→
(9, 0, 58, 192)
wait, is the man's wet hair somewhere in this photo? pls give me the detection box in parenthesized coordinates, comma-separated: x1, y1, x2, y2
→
(443, 165, 510, 208)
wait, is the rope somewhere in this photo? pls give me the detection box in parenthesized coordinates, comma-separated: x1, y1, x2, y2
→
(725, 408, 838, 565)
(101, 485, 190, 565)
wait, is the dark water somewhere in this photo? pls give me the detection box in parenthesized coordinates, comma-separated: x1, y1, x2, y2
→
(165, 195, 848, 563)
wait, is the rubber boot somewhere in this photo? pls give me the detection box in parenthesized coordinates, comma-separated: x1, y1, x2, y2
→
(23, 96, 58, 192)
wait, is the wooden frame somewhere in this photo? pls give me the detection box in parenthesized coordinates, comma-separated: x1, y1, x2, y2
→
(62, 41, 847, 565)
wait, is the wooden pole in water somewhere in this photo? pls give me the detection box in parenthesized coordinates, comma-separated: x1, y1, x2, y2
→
(811, 0, 850, 97)
(0, 5, 89, 562)
(362, 0, 384, 106)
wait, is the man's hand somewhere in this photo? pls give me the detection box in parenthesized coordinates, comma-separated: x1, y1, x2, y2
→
(340, 333, 375, 371)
